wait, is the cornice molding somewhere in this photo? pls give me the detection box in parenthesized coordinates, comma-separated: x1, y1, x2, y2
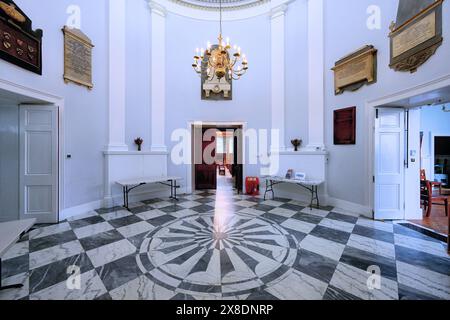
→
(147, 0, 295, 21)
(168, 0, 268, 11)
(148, 1, 167, 17)
(270, 4, 288, 18)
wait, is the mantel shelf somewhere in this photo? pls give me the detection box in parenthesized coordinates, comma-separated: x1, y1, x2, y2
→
(276, 150, 328, 156)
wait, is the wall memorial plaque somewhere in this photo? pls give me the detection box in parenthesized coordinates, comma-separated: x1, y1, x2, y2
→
(389, 0, 444, 73)
(63, 26, 94, 89)
(0, 0, 42, 74)
(331, 45, 377, 95)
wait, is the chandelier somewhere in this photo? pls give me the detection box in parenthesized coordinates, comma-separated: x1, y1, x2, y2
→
(192, 0, 248, 81)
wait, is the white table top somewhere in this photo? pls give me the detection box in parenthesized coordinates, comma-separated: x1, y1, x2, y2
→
(262, 176, 324, 186)
(116, 176, 183, 186)
(0, 219, 36, 258)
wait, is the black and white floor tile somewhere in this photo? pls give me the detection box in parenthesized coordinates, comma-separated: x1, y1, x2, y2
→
(1, 181, 449, 300)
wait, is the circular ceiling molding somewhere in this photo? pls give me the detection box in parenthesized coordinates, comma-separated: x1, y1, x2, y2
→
(170, 0, 269, 11)
(148, 0, 292, 21)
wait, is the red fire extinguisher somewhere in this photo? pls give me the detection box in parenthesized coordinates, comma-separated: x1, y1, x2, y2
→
(245, 177, 260, 196)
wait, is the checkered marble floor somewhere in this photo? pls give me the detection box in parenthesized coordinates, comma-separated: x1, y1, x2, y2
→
(1, 190, 449, 300)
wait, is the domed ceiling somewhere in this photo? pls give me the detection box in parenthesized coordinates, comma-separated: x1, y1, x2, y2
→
(171, 0, 268, 11)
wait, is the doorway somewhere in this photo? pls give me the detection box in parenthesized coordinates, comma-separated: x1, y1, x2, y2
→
(372, 85, 450, 240)
(191, 123, 244, 194)
(0, 87, 61, 224)
(410, 104, 450, 235)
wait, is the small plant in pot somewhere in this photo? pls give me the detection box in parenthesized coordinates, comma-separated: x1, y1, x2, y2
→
(291, 139, 302, 152)
(134, 137, 143, 151)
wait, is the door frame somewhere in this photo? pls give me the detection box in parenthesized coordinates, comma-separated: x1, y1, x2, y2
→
(373, 107, 406, 220)
(431, 133, 450, 182)
(365, 74, 450, 219)
(186, 121, 246, 194)
(0, 78, 65, 221)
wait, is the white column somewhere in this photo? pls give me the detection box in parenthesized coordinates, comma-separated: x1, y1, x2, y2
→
(149, 1, 167, 153)
(270, 4, 287, 153)
(307, 0, 325, 151)
(106, 0, 128, 151)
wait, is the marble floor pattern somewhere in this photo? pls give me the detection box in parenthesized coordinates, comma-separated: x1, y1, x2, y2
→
(1, 180, 449, 300)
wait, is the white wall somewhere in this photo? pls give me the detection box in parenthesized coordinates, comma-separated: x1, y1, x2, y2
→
(324, 0, 450, 207)
(164, 1, 310, 190)
(4, 0, 449, 218)
(126, 0, 152, 151)
(0, 105, 19, 222)
(0, 0, 109, 210)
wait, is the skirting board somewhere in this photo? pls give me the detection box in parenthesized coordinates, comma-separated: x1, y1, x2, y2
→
(60, 188, 373, 221)
(326, 196, 373, 218)
(59, 188, 179, 221)
(264, 184, 372, 218)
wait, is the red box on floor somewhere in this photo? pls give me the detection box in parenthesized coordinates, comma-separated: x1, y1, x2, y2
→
(245, 177, 260, 196)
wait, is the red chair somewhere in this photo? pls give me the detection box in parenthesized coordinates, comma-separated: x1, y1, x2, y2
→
(421, 169, 442, 195)
(421, 180, 448, 217)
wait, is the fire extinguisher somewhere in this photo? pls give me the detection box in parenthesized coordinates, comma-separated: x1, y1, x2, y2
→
(245, 177, 260, 196)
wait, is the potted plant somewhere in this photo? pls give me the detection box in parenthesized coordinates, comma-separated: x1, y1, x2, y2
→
(291, 139, 302, 152)
(134, 137, 143, 151)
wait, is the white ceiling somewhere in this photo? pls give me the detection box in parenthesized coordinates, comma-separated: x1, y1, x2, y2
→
(0, 88, 47, 105)
(381, 85, 450, 108)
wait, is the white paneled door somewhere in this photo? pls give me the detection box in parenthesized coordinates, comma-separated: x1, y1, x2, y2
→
(19, 105, 58, 223)
(374, 108, 405, 220)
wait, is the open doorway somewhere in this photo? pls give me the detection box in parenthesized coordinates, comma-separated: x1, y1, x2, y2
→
(0, 87, 61, 224)
(372, 85, 450, 244)
(191, 123, 243, 194)
(410, 104, 450, 236)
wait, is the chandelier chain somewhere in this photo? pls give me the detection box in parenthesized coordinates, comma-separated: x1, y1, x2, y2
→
(219, 0, 222, 36)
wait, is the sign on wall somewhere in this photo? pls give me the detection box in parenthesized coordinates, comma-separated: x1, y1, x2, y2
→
(334, 107, 356, 145)
(389, 0, 444, 73)
(0, 0, 42, 74)
(331, 45, 377, 95)
(63, 26, 94, 89)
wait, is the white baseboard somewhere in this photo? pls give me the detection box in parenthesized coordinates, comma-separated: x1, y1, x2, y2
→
(60, 186, 373, 222)
(326, 196, 373, 218)
(59, 199, 103, 221)
(60, 187, 183, 221)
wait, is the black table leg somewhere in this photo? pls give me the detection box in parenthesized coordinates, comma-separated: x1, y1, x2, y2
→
(123, 186, 131, 211)
(174, 180, 178, 200)
(0, 259, 23, 291)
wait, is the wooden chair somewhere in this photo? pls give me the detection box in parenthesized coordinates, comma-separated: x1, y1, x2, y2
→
(421, 180, 448, 217)
(421, 169, 442, 195)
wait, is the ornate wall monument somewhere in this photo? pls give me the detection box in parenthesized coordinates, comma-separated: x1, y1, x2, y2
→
(331, 45, 377, 95)
(0, 0, 42, 74)
(63, 26, 94, 89)
(389, 0, 444, 73)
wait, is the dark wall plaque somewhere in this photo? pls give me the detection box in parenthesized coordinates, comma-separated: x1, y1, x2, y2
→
(389, 0, 444, 73)
(334, 107, 356, 145)
(0, 0, 42, 74)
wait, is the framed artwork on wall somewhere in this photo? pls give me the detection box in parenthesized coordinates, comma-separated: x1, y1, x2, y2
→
(334, 107, 356, 145)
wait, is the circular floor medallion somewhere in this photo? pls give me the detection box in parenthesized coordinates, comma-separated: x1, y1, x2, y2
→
(137, 212, 298, 296)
